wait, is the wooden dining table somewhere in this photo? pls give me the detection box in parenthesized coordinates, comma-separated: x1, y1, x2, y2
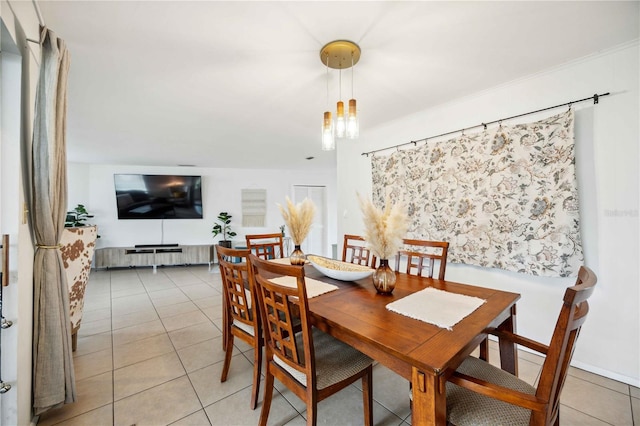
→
(303, 265, 521, 426)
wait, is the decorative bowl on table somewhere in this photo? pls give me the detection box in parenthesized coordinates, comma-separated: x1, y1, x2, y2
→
(307, 255, 374, 281)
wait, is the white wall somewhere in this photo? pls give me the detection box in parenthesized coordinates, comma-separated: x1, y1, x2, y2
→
(68, 164, 338, 258)
(338, 41, 639, 385)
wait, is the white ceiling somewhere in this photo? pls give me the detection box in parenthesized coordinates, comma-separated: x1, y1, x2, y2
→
(37, 1, 639, 170)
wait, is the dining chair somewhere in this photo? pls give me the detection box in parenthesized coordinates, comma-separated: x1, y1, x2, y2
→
(399, 239, 453, 402)
(395, 238, 449, 279)
(444, 266, 597, 426)
(395, 239, 491, 363)
(216, 245, 263, 410)
(249, 254, 374, 426)
(342, 234, 376, 267)
(246, 232, 284, 260)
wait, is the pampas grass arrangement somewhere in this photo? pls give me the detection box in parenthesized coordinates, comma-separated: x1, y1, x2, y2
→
(358, 194, 408, 260)
(278, 197, 316, 245)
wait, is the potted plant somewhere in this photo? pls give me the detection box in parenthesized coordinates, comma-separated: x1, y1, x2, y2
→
(65, 204, 94, 227)
(65, 204, 100, 238)
(212, 211, 237, 248)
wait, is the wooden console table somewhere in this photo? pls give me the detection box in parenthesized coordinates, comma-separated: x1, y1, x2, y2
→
(95, 244, 214, 270)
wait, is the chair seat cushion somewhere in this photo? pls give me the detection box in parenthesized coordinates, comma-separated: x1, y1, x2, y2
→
(447, 356, 536, 426)
(232, 320, 255, 336)
(274, 328, 372, 390)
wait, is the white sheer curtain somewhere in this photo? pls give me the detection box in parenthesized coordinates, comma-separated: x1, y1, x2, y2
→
(31, 26, 75, 415)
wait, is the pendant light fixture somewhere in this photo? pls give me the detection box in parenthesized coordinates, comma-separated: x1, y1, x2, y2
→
(335, 69, 346, 138)
(346, 53, 359, 139)
(320, 40, 361, 149)
(321, 52, 335, 151)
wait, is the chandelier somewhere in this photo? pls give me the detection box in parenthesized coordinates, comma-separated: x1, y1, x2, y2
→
(320, 40, 361, 151)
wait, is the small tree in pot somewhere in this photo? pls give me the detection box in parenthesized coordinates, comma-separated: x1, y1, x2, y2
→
(212, 211, 237, 248)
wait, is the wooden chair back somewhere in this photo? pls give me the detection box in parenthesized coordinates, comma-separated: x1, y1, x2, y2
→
(216, 245, 257, 334)
(446, 266, 597, 425)
(216, 244, 263, 409)
(249, 254, 374, 425)
(342, 234, 376, 267)
(395, 239, 449, 279)
(246, 233, 284, 260)
(533, 265, 597, 425)
(249, 255, 314, 381)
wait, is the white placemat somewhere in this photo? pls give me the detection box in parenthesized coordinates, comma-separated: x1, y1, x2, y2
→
(269, 276, 338, 299)
(386, 287, 486, 330)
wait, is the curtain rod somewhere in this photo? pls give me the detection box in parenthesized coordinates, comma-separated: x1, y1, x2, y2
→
(361, 92, 610, 157)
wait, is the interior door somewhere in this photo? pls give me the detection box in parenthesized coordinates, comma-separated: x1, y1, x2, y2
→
(293, 185, 327, 257)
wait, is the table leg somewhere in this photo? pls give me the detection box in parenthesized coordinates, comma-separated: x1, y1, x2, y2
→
(498, 305, 518, 375)
(411, 367, 446, 425)
(479, 337, 489, 362)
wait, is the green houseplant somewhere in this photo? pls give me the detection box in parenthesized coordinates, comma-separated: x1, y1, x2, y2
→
(65, 204, 94, 227)
(212, 211, 237, 248)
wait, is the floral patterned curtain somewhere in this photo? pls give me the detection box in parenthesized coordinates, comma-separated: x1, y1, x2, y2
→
(371, 110, 583, 277)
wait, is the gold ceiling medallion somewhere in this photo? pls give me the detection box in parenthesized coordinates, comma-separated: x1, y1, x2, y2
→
(319, 40, 361, 69)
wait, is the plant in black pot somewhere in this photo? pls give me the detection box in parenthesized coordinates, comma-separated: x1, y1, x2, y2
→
(65, 204, 94, 227)
(212, 211, 237, 248)
(65, 204, 101, 238)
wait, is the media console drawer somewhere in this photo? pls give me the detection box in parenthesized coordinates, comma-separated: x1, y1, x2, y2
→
(95, 245, 214, 270)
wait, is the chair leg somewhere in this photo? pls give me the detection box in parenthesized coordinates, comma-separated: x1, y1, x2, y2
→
(220, 334, 234, 382)
(306, 396, 318, 426)
(362, 366, 373, 426)
(71, 331, 78, 352)
(250, 341, 263, 410)
(259, 370, 275, 426)
(222, 303, 230, 350)
(222, 296, 229, 351)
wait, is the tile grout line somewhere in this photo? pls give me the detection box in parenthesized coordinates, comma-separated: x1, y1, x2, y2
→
(110, 267, 197, 423)
(150, 267, 211, 423)
(629, 387, 637, 426)
(109, 270, 116, 425)
(142, 266, 230, 424)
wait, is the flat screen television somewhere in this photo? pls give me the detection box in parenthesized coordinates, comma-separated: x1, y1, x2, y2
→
(114, 174, 203, 219)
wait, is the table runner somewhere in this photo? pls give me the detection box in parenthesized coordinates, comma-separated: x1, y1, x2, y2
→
(386, 287, 486, 330)
(269, 276, 338, 299)
(268, 257, 308, 265)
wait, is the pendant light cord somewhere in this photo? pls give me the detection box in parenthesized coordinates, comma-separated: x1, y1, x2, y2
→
(325, 54, 330, 109)
(351, 52, 355, 99)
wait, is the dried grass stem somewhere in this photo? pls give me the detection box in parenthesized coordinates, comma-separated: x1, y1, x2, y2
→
(358, 195, 408, 259)
(278, 197, 316, 245)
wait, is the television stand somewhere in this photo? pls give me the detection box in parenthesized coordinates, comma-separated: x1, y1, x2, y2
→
(95, 244, 215, 271)
(135, 243, 179, 248)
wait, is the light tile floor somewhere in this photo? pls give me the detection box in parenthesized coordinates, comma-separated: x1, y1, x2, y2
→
(37, 265, 638, 425)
